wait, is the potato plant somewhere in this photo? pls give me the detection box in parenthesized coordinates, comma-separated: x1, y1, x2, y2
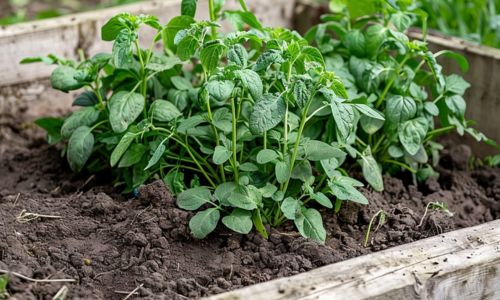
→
(305, 0, 495, 191)
(25, 0, 384, 243)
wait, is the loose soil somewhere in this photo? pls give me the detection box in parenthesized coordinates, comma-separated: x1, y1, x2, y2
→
(1, 120, 499, 299)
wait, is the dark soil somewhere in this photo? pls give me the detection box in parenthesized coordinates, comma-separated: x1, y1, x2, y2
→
(1, 121, 499, 299)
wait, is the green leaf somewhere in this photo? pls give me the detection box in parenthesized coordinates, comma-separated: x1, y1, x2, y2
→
(109, 91, 145, 133)
(281, 197, 301, 220)
(181, 0, 198, 17)
(110, 132, 136, 167)
(328, 176, 368, 204)
(112, 30, 134, 69)
(351, 104, 385, 120)
(214, 182, 238, 205)
(146, 54, 182, 72)
(61, 107, 100, 139)
(163, 15, 195, 51)
(101, 13, 129, 41)
(189, 208, 220, 239)
(73, 91, 99, 107)
(67, 126, 94, 172)
(253, 50, 283, 72)
(302, 46, 325, 68)
(294, 208, 326, 243)
(344, 29, 366, 57)
(256, 149, 279, 164)
(305, 140, 345, 161)
(424, 102, 440, 116)
(150, 99, 182, 122)
(445, 95, 466, 116)
(398, 117, 428, 156)
(311, 192, 333, 208)
(213, 146, 232, 165)
(360, 115, 384, 134)
(227, 187, 259, 210)
(35, 117, 63, 144)
(359, 148, 383, 192)
(390, 12, 412, 32)
(200, 41, 225, 73)
(227, 44, 248, 68)
(365, 24, 387, 58)
(178, 186, 212, 211)
(50, 66, 85, 92)
(119, 144, 147, 168)
(177, 35, 198, 61)
(435, 50, 469, 72)
(249, 94, 285, 134)
(388, 145, 404, 158)
(206, 80, 235, 102)
(240, 162, 259, 172)
(236, 69, 263, 101)
(386, 95, 416, 124)
(330, 98, 356, 140)
(222, 209, 253, 234)
(445, 75, 470, 95)
(145, 143, 166, 170)
(171, 76, 192, 91)
(224, 10, 263, 30)
(293, 80, 311, 109)
(275, 161, 290, 184)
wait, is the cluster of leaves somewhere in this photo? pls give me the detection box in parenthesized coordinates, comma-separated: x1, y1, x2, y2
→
(304, 0, 494, 191)
(26, 0, 385, 243)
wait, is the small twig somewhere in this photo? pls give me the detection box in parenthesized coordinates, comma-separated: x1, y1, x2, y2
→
(364, 210, 387, 247)
(12, 193, 20, 207)
(0, 269, 76, 283)
(120, 284, 143, 300)
(52, 285, 68, 300)
(16, 210, 62, 224)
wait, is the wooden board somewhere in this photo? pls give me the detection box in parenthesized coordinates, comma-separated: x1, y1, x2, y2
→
(206, 219, 500, 300)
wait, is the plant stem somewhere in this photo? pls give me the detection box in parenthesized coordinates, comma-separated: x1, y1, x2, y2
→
(208, 0, 217, 39)
(382, 159, 417, 173)
(206, 96, 226, 182)
(93, 82, 106, 111)
(134, 39, 148, 118)
(424, 125, 456, 142)
(231, 97, 239, 183)
(375, 55, 410, 108)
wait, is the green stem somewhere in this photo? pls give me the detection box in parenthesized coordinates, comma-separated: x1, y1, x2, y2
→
(206, 96, 226, 182)
(134, 39, 148, 118)
(90, 120, 108, 131)
(424, 125, 456, 142)
(382, 159, 417, 173)
(93, 82, 105, 111)
(231, 97, 239, 183)
(283, 101, 289, 156)
(208, 0, 217, 39)
(375, 55, 410, 108)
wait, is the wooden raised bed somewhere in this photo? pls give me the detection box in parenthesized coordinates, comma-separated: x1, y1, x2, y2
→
(207, 219, 500, 300)
(0, 2, 499, 299)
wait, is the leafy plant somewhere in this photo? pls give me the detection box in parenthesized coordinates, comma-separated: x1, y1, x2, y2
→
(306, 0, 494, 191)
(415, 0, 500, 49)
(26, 0, 377, 243)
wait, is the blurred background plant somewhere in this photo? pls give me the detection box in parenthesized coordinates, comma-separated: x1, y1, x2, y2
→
(0, 0, 141, 25)
(297, 0, 500, 49)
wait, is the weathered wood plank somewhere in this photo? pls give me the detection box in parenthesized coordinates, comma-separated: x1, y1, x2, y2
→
(206, 219, 500, 300)
(0, 0, 294, 87)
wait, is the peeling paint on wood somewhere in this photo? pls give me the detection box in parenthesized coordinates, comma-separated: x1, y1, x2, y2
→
(206, 220, 500, 300)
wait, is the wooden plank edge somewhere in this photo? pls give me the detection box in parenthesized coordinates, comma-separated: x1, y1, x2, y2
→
(205, 219, 500, 300)
(409, 30, 500, 60)
(0, 0, 182, 38)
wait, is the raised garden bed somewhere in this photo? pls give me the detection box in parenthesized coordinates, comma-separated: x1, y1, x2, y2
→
(1, 1, 500, 299)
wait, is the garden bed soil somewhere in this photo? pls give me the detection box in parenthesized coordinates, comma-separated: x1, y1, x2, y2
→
(0, 119, 499, 299)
